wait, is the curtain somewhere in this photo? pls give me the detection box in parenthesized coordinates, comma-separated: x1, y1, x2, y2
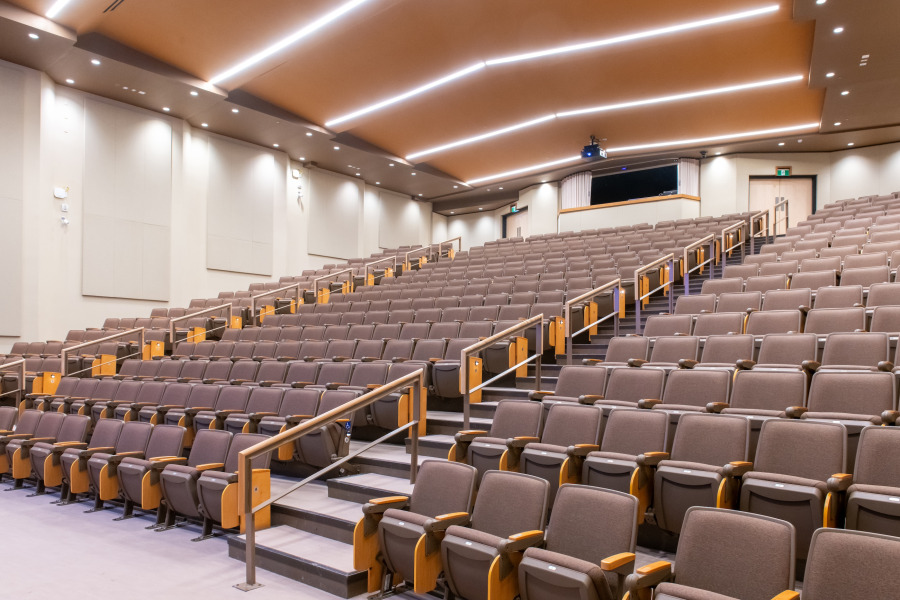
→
(678, 158, 700, 197)
(561, 171, 592, 209)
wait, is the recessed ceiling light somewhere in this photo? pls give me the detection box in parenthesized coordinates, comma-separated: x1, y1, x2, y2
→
(479, 207, 483, 210)
(138, 91, 146, 95)
(325, 4, 780, 128)
(407, 74, 803, 160)
(91, 59, 101, 65)
(333, 146, 340, 150)
(201, 123, 209, 127)
(231, 108, 239, 113)
(834, 122, 841, 126)
(305, 132, 313, 137)
(841, 90, 850, 95)
(833, 27, 844, 33)
(778, 142, 785, 146)
(375, 181, 380, 185)
(299, 156, 306, 160)
(453, 185, 459, 189)
(848, 142, 855, 146)
(273, 143, 279, 147)
(418, 193, 422, 196)
(28, 33, 39, 39)
(45, 0, 73, 19)
(209, 0, 374, 85)
(450, 211, 455, 215)
(797, 139, 803, 143)
(190, 91, 199, 96)
(162, 107, 170, 112)
(411, 172, 416, 176)
(389, 163, 395, 167)
(825, 72, 835, 78)
(356, 172, 361, 176)
(498, 187, 503, 190)
(816, 0, 826, 4)
(122, 86, 129, 90)
(715, 152, 722, 155)
(541, 180, 548, 183)
(65, 79, 74, 84)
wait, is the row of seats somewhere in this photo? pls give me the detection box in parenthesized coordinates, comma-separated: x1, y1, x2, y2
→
(0, 409, 271, 540)
(355, 461, 898, 600)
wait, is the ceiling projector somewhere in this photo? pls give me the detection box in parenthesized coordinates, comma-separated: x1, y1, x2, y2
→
(581, 135, 608, 160)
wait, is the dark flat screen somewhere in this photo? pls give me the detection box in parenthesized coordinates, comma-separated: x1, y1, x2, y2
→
(590, 165, 678, 205)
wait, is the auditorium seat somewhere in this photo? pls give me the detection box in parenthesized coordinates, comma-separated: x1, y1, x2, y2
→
(642, 315, 693, 337)
(509, 402, 603, 504)
(630, 336, 700, 370)
(691, 312, 745, 337)
(518, 485, 638, 600)
(813, 332, 892, 372)
(624, 508, 796, 600)
(716, 291, 761, 313)
(804, 306, 867, 336)
(4, 411, 68, 482)
(740, 419, 847, 560)
(800, 528, 900, 599)
(191, 385, 252, 431)
(82, 421, 154, 508)
(680, 334, 754, 370)
(581, 408, 668, 523)
(56, 419, 123, 503)
(448, 399, 542, 486)
(440, 470, 549, 600)
(653, 413, 751, 533)
(352, 460, 477, 595)
(844, 426, 900, 536)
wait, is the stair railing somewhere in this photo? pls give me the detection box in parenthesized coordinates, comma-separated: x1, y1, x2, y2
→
(564, 279, 621, 365)
(249, 283, 303, 326)
(749, 210, 770, 254)
(682, 234, 716, 296)
(634, 254, 675, 334)
(169, 304, 234, 346)
(773, 198, 790, 236)
(235, 369, 426, 591)
(460, 314, 545, 429)
(313, 267, 354, 302)
(364, 256, 396, 286)
(720, 221, 745, 265)
(59, 327, 146, 378)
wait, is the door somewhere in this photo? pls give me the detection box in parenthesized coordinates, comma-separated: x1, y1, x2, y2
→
(749, 177, 814, 232)
(504, 209, 529, 239)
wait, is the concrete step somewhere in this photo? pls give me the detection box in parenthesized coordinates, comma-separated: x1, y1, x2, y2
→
(405, 433, 454, 458)
(351, 440, 428, 478)
(270, 478, 362, 544)
(327, 472, 416, 504)
(424, 410, 492, 436)
(228, 526, 366, 598)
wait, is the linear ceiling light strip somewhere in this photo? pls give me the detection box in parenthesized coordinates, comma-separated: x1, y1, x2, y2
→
(326, 4, 780, 127)
(465, 122, 820, 185)
(45, 0, 73, 18)
(209, 0, 373, 85)
(406, 74, 803, 160)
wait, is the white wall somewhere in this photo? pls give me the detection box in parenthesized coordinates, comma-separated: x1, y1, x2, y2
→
(699, 142, 900, 219)
(0, 60, 433, 352)
(558, 197, 701, 232)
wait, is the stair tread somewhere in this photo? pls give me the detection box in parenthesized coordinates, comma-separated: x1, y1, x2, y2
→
(330, 472, 416, 496)
(238, 526, 357, 573)
(271, 480, 364, 523)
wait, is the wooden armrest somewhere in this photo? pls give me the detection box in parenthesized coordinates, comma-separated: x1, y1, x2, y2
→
(706, 402, 729, 413)
(369, 495, 410, 505)
(771, 592, 800, 600)
(195, 462, 225, 471)
(566, 444, 599, 457)
(724, 461, 753, 477)
(785, 406, 807, 419)
(636, 451, 669, 467)
(637, 398, 661, 409)
(827, 473, 853, 493)
(600, 552, 636, 573)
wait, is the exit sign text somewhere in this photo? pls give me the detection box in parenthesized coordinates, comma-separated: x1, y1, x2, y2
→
(776, 167, 792, 176)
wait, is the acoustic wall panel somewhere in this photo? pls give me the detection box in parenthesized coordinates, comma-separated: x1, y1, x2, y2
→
(378, 189, 421, 249)
(0, 65, 24, 335)
(83, 98, 172, 301)
(206, 136, 275, 275)
(307, 169, 361, 259)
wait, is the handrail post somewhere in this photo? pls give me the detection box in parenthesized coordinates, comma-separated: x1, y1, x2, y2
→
(409, 372, 421, 484)
(16, 360, 25, 409)
(535, 320, 542, 392)
(564, 279, 621, 365)
(633, 254, 674, 335)
(614, 287, 620, 337)
(668, 259, 674, 313)
(565, 301, 571, 366)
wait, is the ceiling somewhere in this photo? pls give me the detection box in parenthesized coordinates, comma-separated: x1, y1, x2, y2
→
(2, 0, 898, 215)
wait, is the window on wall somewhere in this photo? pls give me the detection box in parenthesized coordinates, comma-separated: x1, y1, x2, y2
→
(590, 165, 678, 205)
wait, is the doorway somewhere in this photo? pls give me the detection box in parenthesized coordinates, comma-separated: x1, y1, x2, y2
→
(749, 176, 815, 232)
(503, 207, 529, 239)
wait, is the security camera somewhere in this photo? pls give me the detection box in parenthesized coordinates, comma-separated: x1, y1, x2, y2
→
(699, 150, 708, 158)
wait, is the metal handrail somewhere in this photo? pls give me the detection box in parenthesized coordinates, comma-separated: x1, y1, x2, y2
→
(634, 254, 675, 334)
(313, 267, 354, 301)
(364, 256, 396, 286)
(169, 304, 233, 346)
(236, 369, 425, 590)
(460, 314, 545, 429)
(720, 221, 745, 265)
(682, 234, 716, 296)
(432, 236, 462, 261)
(564, 279, 621, 365)
(250, 283, 303, 324)
(750, 210, 770, 254)
(0, 358, 27, 408)
(402, 245, 429, 272)
(773, 198, 790, 236)
(61, 327, 146, 377)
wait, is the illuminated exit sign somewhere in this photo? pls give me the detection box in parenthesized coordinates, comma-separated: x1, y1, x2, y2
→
(776, 167, 792, 176)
